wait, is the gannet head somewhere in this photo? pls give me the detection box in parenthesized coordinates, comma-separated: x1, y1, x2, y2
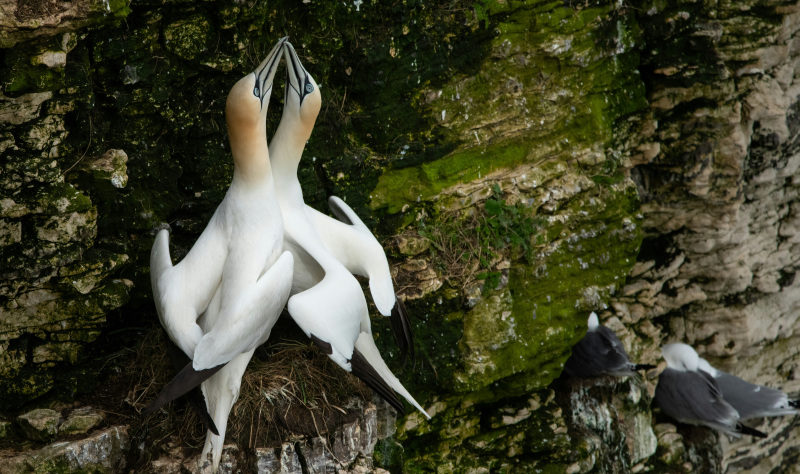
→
(662, 343, 700, 372)
(281, 41, 321, 140)
(226, 37, 287, 164)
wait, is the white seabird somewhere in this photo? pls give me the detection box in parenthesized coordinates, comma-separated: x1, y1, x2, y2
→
(563, 312, 655, 378)
(309, 197, 414, 363)
(654, 343, 766, 438)
(698, 357, 799, 420)
(145, 38, 294, 472)
(269, 42, 429, 419)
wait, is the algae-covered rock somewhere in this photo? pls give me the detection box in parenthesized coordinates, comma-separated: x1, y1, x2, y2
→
(3, 0, 800, 471)
(0, 425, 129, 473)
(0, 419, 12, 439)
(17, 408, 61, 442)
(59, 407, 104, 435)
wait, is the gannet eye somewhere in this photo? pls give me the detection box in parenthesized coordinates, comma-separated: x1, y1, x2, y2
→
(305, 83, 314, 93)
(253, 86, 260, 97)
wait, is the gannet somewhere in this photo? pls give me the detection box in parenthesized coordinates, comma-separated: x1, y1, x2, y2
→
(270, 42, 429, 419)
(145, 39, 294, 472)
(654, 343, 766, 438)
(308, 197, 414, 363)
(697, 357, 799, 420)
(563, 312, 656, 378)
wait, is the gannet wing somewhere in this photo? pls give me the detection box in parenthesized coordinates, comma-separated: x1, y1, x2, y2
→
(193, 251, 294, 370)
(150, 223, 228, 357)
(320, 196, 396, 313)
(145, 251, 293, 414)
(308, 197, 415, 362)
(289, 281, 406, 416)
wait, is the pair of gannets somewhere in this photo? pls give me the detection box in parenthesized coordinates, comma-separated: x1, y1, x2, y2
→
(655, 343, 798, 438)
(145, 37, 427, 472)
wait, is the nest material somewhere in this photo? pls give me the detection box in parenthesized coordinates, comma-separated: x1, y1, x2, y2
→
(126, 323, 372, 457)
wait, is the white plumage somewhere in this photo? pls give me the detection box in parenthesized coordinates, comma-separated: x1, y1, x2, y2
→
(270, 42, 429, 419)
(148, 37, 293, 473)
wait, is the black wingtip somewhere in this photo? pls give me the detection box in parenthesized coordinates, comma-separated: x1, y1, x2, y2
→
(142, 359, 225, 435)
(350, 348, 405, 416)
(789, 399, 799, 409)
(737, 423, 768, 439)
(327, 196, 354, 225)
(389, 296, 415, 367)
(162, 336, 220, 436)
(633, 364, 657, 372)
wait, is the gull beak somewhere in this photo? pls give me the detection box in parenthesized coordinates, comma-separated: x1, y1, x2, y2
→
(253, 36, 289, 106)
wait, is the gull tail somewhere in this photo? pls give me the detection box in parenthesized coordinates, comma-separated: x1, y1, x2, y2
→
(353, 332, 430, 419)
(142, 361, 224, 419)
(390, 296, 415, 367)
(164, 336, 219, 436)
(736, 423, 767, 439)
(633, 363, 657, 372)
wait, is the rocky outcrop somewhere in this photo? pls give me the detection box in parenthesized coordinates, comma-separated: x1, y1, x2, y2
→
(2, 0, 800, 472)
(610, 1, 800, 470)
(147, 400, 383, 473)
(0, 425, 129, 473)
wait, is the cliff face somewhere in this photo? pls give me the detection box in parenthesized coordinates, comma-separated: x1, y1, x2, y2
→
(0, 0, 798, 472)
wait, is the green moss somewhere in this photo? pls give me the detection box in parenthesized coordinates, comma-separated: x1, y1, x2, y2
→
(163, 14, 213, 61)
(371, 141, 529, 213)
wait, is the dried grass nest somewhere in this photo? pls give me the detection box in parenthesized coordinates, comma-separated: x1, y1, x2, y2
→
(126, 325, 373, 458)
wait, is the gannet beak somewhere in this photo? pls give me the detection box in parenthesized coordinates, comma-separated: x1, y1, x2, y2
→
(252, 36, 288, 107)
(283, 41, 315, 106)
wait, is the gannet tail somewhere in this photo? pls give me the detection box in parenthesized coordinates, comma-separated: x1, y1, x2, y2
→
(327, 196, 416, 360)
(164, 335, 219, 436)
(142, 361, 224, 418)
(390, 297, 415, 367)
(353, 332, 430, 419)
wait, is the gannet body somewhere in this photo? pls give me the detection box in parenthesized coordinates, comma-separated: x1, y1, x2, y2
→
(146, 38, 294, 472)
(654, 343, 766, 438)
(697, 358, 799, 420)
(308, 197, 414, 362)
(271, 42, 429, 419)
(563, 312, 655, 378)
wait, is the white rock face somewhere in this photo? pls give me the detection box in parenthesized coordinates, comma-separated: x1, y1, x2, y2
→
(610, 1, 800, 470)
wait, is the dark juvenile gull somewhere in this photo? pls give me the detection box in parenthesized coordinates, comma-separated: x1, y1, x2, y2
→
(654, 343, 766, 438)
(698, 357, 799, 420)
(563, 312, 656, 378)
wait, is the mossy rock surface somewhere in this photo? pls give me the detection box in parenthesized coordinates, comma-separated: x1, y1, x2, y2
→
(0, 0, 730, 471)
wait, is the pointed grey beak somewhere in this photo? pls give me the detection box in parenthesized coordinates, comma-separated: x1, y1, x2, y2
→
(253, 36, 288, 106)
(283, 41, 315, 106)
